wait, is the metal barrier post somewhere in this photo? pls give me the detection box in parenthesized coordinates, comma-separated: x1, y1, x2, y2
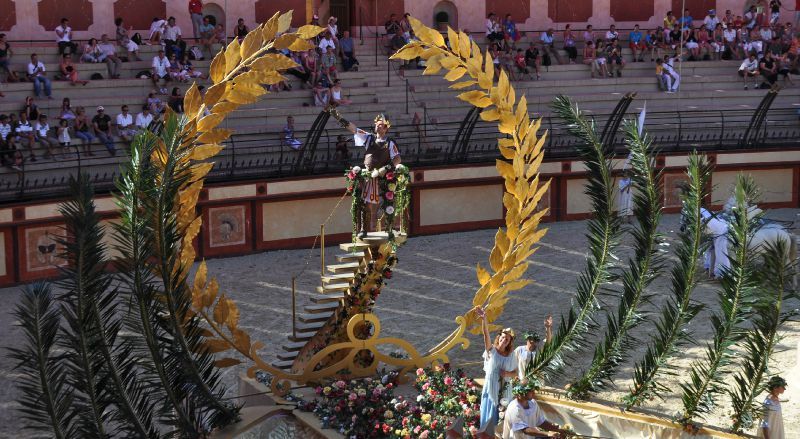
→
(291, 276, 297, 339)
(320, 224, 325, 277)
(387, 57, 391, 87)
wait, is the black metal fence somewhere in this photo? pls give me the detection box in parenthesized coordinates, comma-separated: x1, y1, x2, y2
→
(0, 107, 798, 202)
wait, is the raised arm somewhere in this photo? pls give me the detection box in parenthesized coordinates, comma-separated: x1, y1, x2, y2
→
(474, 305, 491, 352)
(544, 314, 553, 343)
(329, 108, 357, 134)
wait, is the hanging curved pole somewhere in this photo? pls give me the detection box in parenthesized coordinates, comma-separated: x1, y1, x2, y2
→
(599, 92, 637, 151)
(739, 87, 779, 149)
(446, 106, 480, 163)
(293, 110, 331, 175)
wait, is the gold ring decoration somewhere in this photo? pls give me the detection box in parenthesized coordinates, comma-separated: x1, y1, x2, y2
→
(183, 11, 549, 396)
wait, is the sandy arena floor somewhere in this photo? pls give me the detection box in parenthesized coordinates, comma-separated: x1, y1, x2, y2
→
(0, 210, 797, 438)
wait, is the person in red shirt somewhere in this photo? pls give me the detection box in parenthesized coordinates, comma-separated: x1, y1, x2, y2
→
(189, 0, 203, 40)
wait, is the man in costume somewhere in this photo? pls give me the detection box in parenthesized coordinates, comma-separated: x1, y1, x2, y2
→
(502, 379, 568, 438)
(331, 110, 401, 237)
(514, 314, 553, 380)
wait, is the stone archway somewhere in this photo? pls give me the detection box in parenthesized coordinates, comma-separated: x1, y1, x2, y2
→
(433, 0, 458, 31)
(204, 3, 226, 29)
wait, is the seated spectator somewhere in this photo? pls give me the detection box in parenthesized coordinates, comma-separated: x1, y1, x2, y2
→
(27, 54, 53, 99)
(684, 27, 701, 60)
(744, 6, 758, 30)
(60, 53, 88, 86)
(303, 48, 320, 86)
(524, 42, 541, 80)
(235, 18, 249, 43)
(214, 24, 226, 46)
(23, 96, 39, 121)
(149, 17, 166, 45)
(283, 116, 302, 150)
(34, 114, 58, 158)
(327, 16, 340, 43)
(286, 51, 311, 87)
(503, 14, 521, 49)
(606, 39, 625, 77)
(319, 31, 336, 53)
(116, 105, 136, 143)
(340, 30, 359, 72)
(199, 16, 216, 57)
(321, 46, 338, 83)
(490, 45, 502, 77)
(514, 48, 532, 80)
(605, 24, 619, 42)
(679, 8, 693, 30)
(135, 105, 154, 130)
(171, 35, 188, 60)
(563, 24, 578, 63)
(646, 26, 666, 61)
(73, 106, 96, 155)
(115, 17, 142, 55)
(385, 14, 401, 36)
(501, 48, 517, 80)
(167, 53, 183, 81)
(668, 24, 682, 53)
(663, 10, 677, 29)
(583, 25, 596, 45)
(767, 34, 783, 56)
(0, 33, 20, 82)
(15, 111, 36, 161)
(179, 54, 206, 81)
(390, 30, 407, 56)
(57, 118, 72, 156)
(82, 38, 104, 63)
(738, 52, 760, 89)
(312, 80, 330, 107)
(92, 106, 116, 155)
(744, 28, 764, 58)
(583, 40, 600, 78)
(163, 17, 183, 56)
(540, 29, 563, 65)
(710, 23, 725, 60)
(485, 13, 503, 43)
(59, 97, 76, 121)
(98, 34, 124, 78)
(777, 52, 794, 85)
(704, 9, 720, 33)
(168, 87, 184, 113)
(627, 25, 645, 62)
(0, 114, 23, 170)
(55, 18, 78, 55)
(722, 10, 735, 28)
(594, 40, 609, 77)
(147, 91, 165, 114)
(151, 50, 171, 92)
(723, 24, 741, 59)
(335, 134, 350, 162)
(330, 79, 352, 106)
(655, 58, 668, 91)
(759, 51, 779, 87)
(769, 0, 782, 25)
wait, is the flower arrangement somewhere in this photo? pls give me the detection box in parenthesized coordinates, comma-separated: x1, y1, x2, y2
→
(344, 164, 411, 242)
(407, 364, 482, 438)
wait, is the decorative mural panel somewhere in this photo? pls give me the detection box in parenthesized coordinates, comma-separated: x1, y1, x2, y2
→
(38, 0, 94, 31)
(352, 0, 405, 26)
(0, 0, 16, 31)
(208, 205, 247, 248)
(670, 0, 717, 20)
(663, 173, 690, 209)
(610, 0, 654, 22)
(24, 225, 66, 273)
(113, 0, 167, 30)
(485, 0, 531, 22)
(548, 0, 593, 23)
(255, 0, 306, 27)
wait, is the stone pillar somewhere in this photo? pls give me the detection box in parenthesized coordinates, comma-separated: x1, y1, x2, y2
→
(87, 0, 116, 40)
(13, 0, 47, 39)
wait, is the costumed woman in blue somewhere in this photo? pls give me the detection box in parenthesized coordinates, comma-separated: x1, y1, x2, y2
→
(474, 305, 518, 438)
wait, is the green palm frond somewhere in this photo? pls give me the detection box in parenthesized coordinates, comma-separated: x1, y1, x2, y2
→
(531, 96, 622, 379)
(568, 118, 665, 399)
(8, 283, 75, 439)
(624, 153, 712, 408)
(149, 112, 239, 429)
(679, 175, 761, 425)
(729, 239, 797, 432)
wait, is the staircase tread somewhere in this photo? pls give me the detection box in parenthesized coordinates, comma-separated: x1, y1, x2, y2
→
(272, 360, 294, 369)
(304, 302, 340, 313)
(295, 320, 325, 331)
(328, 262, 360, 269)
(281, 341, 307, 351)
(277, 351, 299, 361)
(322, 273, 356, 282)
(336, 253, 364, 261)
(317, 282, 351, 291)
(310, 294, 344, 303)
(339, 242, 370, 251)
(299, 311, 334, 323)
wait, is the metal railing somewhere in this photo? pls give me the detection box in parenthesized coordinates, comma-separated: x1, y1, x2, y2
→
(0, 107, 797, 202)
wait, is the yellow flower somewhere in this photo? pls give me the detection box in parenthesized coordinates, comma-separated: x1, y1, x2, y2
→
(467, 394, 477, 403)
(395, 430, 403, 436)
(421, 413, 432, 424)
(323, 386, 332, 395)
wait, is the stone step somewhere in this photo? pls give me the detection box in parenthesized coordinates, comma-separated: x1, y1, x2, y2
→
(310, 294, 345, 304)
(272, 359, 294, 370)
(321, 273, 356, 284)
(277, 350, 299, 361)
(336, 252, 365, 262)
(327, 262, 361, 273)
(295, 320, 325, 332)
(304, 302, 341, 314)
(299, 311, 334, 324)
(316, 283, 351, 294)
(281, 341, 308, 352)
(339, 242, 370, 252)
(288, 330, 319, 342)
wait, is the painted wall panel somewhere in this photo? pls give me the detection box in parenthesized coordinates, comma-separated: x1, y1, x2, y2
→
(261, 197, 351, 242)
(419, 184, 503, 226)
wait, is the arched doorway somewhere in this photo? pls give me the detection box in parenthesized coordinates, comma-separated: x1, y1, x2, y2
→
(203, 3, 226, 32)
(433, 1, 458, 31)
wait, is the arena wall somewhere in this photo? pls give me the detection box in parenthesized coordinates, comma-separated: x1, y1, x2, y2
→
(2, 0, 798, 41)
(0, 148, 797, 287)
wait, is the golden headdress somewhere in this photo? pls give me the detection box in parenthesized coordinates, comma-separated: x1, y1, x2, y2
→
(373, 113, 392, 128)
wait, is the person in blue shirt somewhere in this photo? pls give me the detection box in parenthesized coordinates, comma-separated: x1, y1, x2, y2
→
(629, 24, 646, 62)
(679, 8, 693, 30)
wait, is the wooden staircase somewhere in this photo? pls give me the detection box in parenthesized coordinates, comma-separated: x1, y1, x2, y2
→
(270, 232, 405, 371)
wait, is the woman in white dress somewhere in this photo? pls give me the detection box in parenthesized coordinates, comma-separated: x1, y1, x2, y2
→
(475, 305, 518, 438)
(758, 375, 786, 439)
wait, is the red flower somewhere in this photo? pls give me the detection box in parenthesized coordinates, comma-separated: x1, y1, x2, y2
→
(386, 171, 395, 180)
(348, 171, 356, 179)
(384, 191, 394, 200)
(383, 269, 393, 279)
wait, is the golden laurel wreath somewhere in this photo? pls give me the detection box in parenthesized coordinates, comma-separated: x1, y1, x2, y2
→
(170, 12, 548, 395)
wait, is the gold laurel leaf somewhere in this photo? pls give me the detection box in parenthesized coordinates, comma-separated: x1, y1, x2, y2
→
(495, 229, 510, 255)
(458, 32, 471, 59)
(407, 17, 428, 43)
(259, 70, 286, 85)
(496, 159, 514, 179)
(179, 181, 203, 213)
(480, 108, 501, 122)
(198, 328, 214, 337)
(499, 113, 517, 135)
(439, 55, 460, 69)
(489, 243, 503, 272)
(497, 71, 510, 103)
(204, 278, 219, 307)
(192, 285, 204, 310)
(288, 37, 315, 52)
(240, 29, 264, 60)
(423, 56, 443, 75)
(273, 34, 298, 50)
(197, 113, 225, 133)
(450, 80, 477, 90)
(225, 38, 242, 73)
(447, 28, 460, 58)
(224, 89, 260, 105)
(190, 163, 214, 182)
(476, 263, 491, 286)
(214, 358, 242, 368)
(504, 262, 530, 283)
(499, 146, 515, 160)
(189, 143, 225, 161)
(194, 261, 208, 292)
(480, 49, 494, 88)
(209, 52, 226, 83)
(185, 216, 202, 243)
(204, 82, 229, 107)
(197, 129, 232, 145)
(212, 102, 239, 115)
(296, 24, 326, 39)
(233, 328, 252, 353)
(251, 53, 298, 71)
(213, 294, 229, 324)
(277, 10, 293, 33)
(262, 12, 280, 42)
(457, 90, 491, 108)
(202, 338, 233, 354)
(391, 44, 425, 60)
(423, 27, 445, 48)
(444, 66, 467, 81)
(184, 83, 201, 118)
(180, 243, 196, 270)
(226, 299, 239, 329)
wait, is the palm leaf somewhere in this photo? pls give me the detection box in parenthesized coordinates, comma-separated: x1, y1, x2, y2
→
(678, 175, 761, 426)
(8, 283, 75, 439)
(624, 153, 712, 407)
(531, 96, 622, 378)
(568, 118, 665, 399)
(729, 239, 796, 432)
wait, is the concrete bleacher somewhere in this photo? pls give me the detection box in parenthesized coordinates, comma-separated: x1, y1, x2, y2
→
(0, 33, 798, 199)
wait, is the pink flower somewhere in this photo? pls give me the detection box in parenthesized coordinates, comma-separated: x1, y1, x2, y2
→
(348, 171, 355, 179)
(414, 426, 422, 434)
(422, 383, 430, 391)
(349, 392, 358, 401)
(416, 368, 425, 376)
(335, 380, 346, 389)
(420, 431, 430, 439)
(386, 171, 395, 180)
(444, 376, 453, 386)
(384, 191, 394, 200)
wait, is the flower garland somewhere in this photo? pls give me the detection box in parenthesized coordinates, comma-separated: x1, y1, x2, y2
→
(345, 164, 411, 242)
